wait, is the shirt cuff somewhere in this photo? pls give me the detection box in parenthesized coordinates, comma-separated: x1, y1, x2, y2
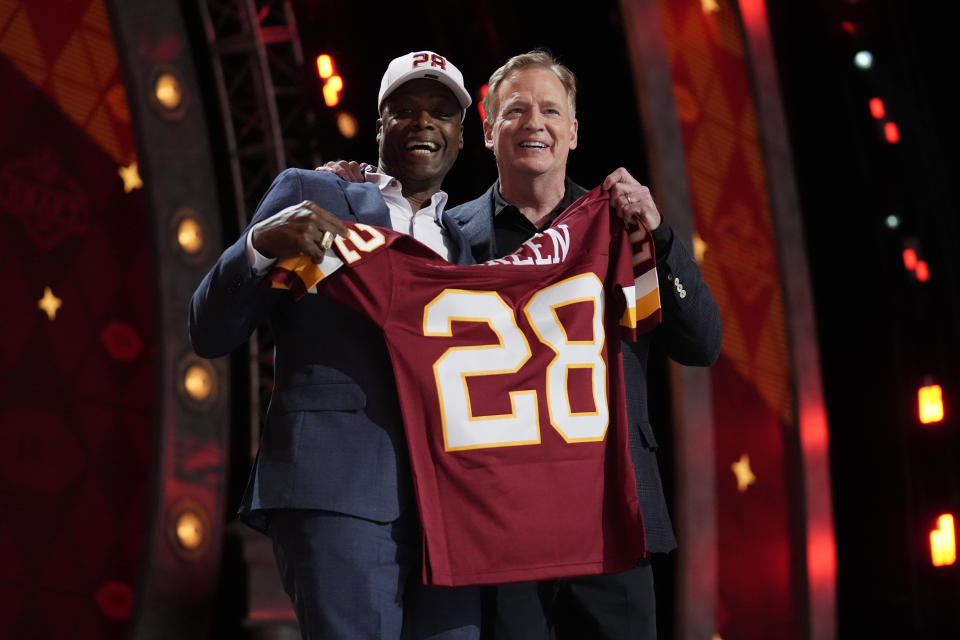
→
(246, 221, 277, 275)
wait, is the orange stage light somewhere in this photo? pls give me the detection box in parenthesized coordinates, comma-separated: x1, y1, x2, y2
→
(316, 54, 334, 79)
(918, 384, 944, 424)
(930, 514, 956, 567)
(323, 75, 343, 107)
(869, 98, 885, 119)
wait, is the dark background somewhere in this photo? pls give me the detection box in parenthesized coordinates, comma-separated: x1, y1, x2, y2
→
(258, 0, 960, 635)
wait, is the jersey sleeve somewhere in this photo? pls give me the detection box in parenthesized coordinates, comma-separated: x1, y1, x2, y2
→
(264, 221, 401, 325)
(618, 221, 662, 341)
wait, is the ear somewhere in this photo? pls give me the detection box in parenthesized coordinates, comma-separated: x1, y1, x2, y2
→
(458, 120, 464, 150)
(376, 118, 384, 145)
(569, 118, 578, 150)
(483, 118, 494, 151)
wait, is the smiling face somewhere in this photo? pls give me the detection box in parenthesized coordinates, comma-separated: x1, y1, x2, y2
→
(377, 78, 464, 192)
(484, 66, 578, 182)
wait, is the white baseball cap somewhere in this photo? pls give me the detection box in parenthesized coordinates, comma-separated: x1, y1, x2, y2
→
(378, 51, 472, 116)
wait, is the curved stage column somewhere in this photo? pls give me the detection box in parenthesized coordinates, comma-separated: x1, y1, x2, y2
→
(618, 0, 836, 638)
(105, 2, 230, 638)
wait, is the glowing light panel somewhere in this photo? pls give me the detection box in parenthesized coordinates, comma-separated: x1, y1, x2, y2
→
(931, 514, 956, 566)
(918, 384, 944, 424)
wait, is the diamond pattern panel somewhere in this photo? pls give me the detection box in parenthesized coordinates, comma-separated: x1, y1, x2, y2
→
(0, 2, 152, 636)
(0, 0, 133, 164)
(658, 0, 801, 638)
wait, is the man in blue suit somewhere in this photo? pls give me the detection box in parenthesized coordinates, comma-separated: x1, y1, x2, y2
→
(446, 51, 722, 640)
(189, 51, 481, 639)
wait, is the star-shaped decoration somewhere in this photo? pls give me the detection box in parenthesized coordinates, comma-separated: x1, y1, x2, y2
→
(118, 161, 143, 193)
(38, 286, 62, 321)
(731, 453, 756, 492)
(693, 233, 708, 264)
(701, 0, 720, 14)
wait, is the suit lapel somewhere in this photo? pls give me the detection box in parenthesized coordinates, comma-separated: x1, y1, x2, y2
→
(450, 183, 498, 262)
(440, 211, 476, 265)
(340, 181, 391, 227)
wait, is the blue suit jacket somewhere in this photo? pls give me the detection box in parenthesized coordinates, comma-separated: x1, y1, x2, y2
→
(447, 181, 722, 553)
(189, 169, 474, 530)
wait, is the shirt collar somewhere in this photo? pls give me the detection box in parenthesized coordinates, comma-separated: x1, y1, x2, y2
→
(364, 168, 449, 223)
(493, 177, 580, 221)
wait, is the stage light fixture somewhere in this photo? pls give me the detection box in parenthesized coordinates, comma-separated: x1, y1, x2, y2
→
(884, 214, 900, 229)
(854, 50, 873, 69)
(914, 260, 930, 282)
(869, 98, 885, 119)
(166, 499, 212, 559)
(176, 216, 204, 255)
(918, 384, 944, 424)
(150, 67, 187, 119)
(930, 514, 956, 567)
(155, 72, 182, 110)
(175, 508, 206, 551)
(179, 357, 217, 407)
(337, 111, 358, 139)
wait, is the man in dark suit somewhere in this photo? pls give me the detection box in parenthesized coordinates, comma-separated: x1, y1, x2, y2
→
(189, 51, 481, 639)
(446, 50, 722, 640)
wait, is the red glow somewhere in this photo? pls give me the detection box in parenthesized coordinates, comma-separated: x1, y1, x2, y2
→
(918, 384, 944, 423)
(869, 98, 885, 119)
(902, 248, 918, 270)
(915, 260, 930, 282)
(477, 84, 489, 122)
(884, 121, 900, 143)
(841, 21, 857, 35)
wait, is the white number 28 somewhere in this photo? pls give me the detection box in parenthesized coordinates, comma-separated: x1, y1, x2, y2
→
(423, 273, 609, 451)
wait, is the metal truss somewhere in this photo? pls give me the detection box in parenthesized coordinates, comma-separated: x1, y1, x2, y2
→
(194, 3, 318, 633)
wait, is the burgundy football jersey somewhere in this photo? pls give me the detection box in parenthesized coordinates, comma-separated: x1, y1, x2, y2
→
(268, 186, 661, 586)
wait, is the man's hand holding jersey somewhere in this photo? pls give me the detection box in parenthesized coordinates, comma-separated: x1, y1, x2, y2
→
(602, 167, 662, 231)
(251, 200, 349, 264)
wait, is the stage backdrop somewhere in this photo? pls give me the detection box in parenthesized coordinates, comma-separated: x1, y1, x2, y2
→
(0, 1, 152, 638)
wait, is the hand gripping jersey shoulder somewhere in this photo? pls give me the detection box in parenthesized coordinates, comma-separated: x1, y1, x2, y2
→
(267, 186, 662, 586)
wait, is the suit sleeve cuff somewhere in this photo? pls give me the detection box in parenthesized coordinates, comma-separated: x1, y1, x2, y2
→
(245, 220, 278, 275)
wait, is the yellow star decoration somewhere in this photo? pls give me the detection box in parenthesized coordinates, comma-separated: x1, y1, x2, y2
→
(692, 233, 708, 264)
(119, 161, 143, 193)
(38, 286, 62, 321)
(701, 0, 720, 14)
(731, 454, 756, 492)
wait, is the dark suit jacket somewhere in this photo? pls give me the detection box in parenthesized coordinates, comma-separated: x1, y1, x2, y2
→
(447, 181, 722, 552)
(189, 168, 474, 531)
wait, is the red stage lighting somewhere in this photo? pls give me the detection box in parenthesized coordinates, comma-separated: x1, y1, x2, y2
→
(869, 97, 885, 119)
(902, 247, 918, 271)
(477, 84, 489, 122)
(884, 121, 900, 143)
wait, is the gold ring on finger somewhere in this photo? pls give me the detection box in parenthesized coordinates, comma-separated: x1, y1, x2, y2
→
(321, 230, 335, 250)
